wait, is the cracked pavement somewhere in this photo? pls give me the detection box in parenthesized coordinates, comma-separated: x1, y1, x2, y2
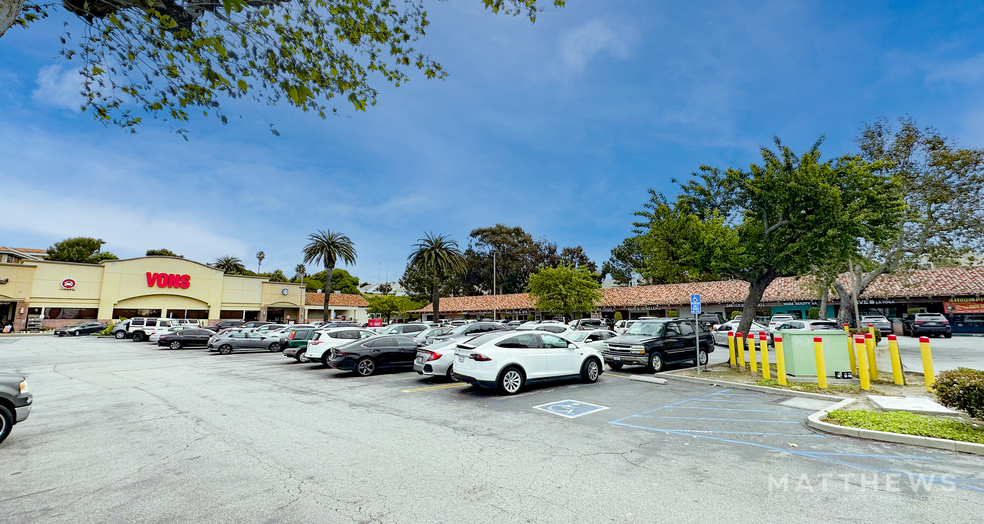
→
(1, 336, 983, 523)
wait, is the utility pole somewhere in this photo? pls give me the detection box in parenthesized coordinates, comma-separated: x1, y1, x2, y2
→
(493, 251, 497, 321)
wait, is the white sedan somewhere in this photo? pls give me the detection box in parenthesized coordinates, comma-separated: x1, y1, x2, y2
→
(563, 329, 619, 351)
(305, 327, 377, 365)
(452, 331, 604, 395)
(711, 321, 771, 347)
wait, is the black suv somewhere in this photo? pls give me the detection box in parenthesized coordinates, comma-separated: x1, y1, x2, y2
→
(601, 319, 713, 372)
(902, 313, 952, 338)
(0, 373, 32, 445)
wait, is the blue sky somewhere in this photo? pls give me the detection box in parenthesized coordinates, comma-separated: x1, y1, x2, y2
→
(2, 0, 984, 284)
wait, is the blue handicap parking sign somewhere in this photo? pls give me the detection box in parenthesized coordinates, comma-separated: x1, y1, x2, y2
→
(690, 294, 701, 314)
(534, 399, 610, 419)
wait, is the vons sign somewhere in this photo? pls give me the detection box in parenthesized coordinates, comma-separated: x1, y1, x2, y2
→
(146, 272, 191, 289)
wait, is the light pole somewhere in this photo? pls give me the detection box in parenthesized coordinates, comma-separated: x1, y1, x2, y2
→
(493, 251, 497, 321)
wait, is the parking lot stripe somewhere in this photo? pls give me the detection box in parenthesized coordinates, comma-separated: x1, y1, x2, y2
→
(651, 416, 802, 424)
(401, 383, 469, 393)
(660, 406, 805, 414)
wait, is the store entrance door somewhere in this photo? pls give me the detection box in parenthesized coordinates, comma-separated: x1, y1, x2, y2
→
(0, 302, 15, 332)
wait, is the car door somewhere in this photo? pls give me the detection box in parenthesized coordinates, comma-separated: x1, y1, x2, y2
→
(496, 333, 549, 379)
(661, 322, 687, 360)
(367, 337, 398, 367)
(540, 333, 582, 376)
(676, 321, 700, 360)
(582, 330, 610, 351)
(394, 336, 419, 368)
(190, 330, 211, 346)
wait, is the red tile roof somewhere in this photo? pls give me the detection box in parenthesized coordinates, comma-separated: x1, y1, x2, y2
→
(305, 292, 370, 308)
(411, 266, 984, 313)
(0, 247, 46, 254)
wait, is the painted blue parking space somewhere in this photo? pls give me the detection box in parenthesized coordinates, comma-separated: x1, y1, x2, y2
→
(534, 399, 610, 419)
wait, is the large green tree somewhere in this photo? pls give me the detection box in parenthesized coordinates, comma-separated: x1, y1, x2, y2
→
(46, 237, 118, 264)
(4, 1, 563, 135)
(146, 248, 181, 257)
(831, 117, 984, 326)
(601, 237, 643, 286)
(527, 265, 603, 322)
(634, 137, 905, 335)
(303, 229, 357, 317)
(303, 268, 361, 294)
(399, 260, 459, 302)
(408, 232, 466, 322)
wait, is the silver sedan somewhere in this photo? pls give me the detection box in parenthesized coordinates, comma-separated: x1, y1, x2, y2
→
(207, 332, 282, 355)
(413, 339, 461, 379)
(711, 320, 771, 347)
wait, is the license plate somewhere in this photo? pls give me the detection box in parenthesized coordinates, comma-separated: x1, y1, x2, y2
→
(456, 355, 465, 363)
(612, 356, 621, 361)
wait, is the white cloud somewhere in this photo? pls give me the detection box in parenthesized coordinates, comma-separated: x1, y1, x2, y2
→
(925, 54, 984, 84)
(558, 20, 630, 72)
(32, 64, 84, 111)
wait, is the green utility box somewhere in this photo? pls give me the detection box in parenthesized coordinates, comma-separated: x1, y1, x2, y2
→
(777, 330, 852, 377)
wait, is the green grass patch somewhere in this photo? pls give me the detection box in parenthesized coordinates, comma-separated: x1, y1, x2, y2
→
(826, 410, 984, 444)
(753, 378, 881, 395)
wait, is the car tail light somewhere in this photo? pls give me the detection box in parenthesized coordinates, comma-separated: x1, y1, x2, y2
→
(311, 340, 322, 345)
(422, 351, 442, 361)
(915, 320, 925, 324)
(941, 319, 950, 324)
(470, 353, 492, 361)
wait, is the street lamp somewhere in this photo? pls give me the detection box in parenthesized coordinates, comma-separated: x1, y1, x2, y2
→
(492, 251, 497, 321)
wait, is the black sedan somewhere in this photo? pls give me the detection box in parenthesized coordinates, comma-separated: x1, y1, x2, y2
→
(326, 335, 419, 376)
(54, 322, 108, 337)
(158, 328, 214, 349)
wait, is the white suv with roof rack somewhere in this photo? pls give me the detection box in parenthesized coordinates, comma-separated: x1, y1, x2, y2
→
(128, 317, 183, 342)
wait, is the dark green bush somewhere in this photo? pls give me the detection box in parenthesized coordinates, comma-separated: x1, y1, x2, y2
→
(731, 311, 741, 319)
(849, 327, 882, 345)
(807, 307, 820, 320)
(935, 368, 984, 419)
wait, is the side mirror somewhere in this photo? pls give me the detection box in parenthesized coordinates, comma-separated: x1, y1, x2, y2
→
(568, 343, 577, 349)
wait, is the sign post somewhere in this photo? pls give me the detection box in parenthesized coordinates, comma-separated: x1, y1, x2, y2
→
(690, 294, 702, 375)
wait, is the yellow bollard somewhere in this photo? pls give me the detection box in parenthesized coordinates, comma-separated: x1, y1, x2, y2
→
(775, 336, 787, 385)
(728, 331, 736, 368)
(749, 331, 758, 373)
(760, 332, 770, 380)
(855, 334, 870, 391)
(736, 333, 746, 371)
(920, 336, 935, 391)
(813, 336, 828, 389)
(865, 332, 877, 382)
(887, 335, 904, 386)
(844, 323, 857, 376)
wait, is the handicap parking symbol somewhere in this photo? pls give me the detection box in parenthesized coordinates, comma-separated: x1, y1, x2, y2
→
(533, 399, 610, 419)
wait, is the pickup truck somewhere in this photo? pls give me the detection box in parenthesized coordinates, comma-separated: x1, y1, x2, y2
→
(602, 319, 713, 372)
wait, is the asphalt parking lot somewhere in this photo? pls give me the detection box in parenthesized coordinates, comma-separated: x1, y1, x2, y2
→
(2, 336, 984, 523)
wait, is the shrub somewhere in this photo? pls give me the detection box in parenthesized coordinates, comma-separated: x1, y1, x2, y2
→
(99, 321, 116, 336)
(907, 307, 924, 314)
(935, 368, 984, 419)
(807, 307, 820, 320)
(667, 310, 679, 318)
(527, 315, 534, 321)
(849, 327, 882, 345)
(614, 311, 623, 322)
(731, 311, 741, 319)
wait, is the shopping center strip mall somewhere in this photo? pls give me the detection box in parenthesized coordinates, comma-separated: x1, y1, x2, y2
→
(0, 248, 369, 331)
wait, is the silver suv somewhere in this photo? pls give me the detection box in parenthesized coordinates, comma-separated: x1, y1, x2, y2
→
(128, 317, 182, 342)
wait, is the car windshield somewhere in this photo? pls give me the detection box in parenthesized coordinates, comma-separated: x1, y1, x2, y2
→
(565, 332, 589, 342)
(460, 332, 507, 347)
(862, 317, 888, 322)
(917, 314, 946, 319)
(811, 323, 842, 331)
(447, 324, 473, 335)
(625, 322, 665, 337)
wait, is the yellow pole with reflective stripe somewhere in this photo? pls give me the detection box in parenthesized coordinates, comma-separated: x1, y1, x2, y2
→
(760, 332, 770, 380)
(749, 332, 758, 373)
(727, 331, 736, 368)
(775, 336, 787, 385)
(844, 323, 857, 376)
(887, 335, 904, 386)
(920, 336, 935, 391)
(813, 336, 827, 389)
(865, 332, 877, 382)
(855, 334, 870, 391)
(736, 333, 746, 371)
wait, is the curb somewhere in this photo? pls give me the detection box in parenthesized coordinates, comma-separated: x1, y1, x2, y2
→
(629, 376, 667, 385)
(655, 372, 844, 401)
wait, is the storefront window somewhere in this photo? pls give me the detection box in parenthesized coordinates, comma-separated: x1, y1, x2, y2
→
(220, 310, 244, 319)
(245, 310, 260, 321)
(113, 309, 162, 319)
(185, 310, 208, 319)
(44, 308, 98, 319)
(28, 307, 42, 315)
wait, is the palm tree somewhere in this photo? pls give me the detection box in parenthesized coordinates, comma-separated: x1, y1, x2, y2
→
(294, 264, 307, 283)
(303, 229, 357, 320)
(408, 232, 465, 323)
(213, 255, 246, 274)
(256, 251, 265, 273)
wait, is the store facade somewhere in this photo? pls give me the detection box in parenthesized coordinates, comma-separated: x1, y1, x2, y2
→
(0, 256, 309, 331)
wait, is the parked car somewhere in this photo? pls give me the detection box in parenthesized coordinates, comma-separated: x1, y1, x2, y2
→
(569, 318, 604, 330)
(766, 315, 796, 333)
(54, 321, 108, 337)
(602, 319, 713, 372)
(860, 315, 893, 334)
(208, 332, 283, 354)
(516, 322, 573, 335)
(773, 320, 844, 333)
(111, 320, 132, 339)
(452, 331, 604, 395)
(148, 326, 194, 343)
(253, 324, 287, 336)
(711, 320, 771, 347)
(325, 335, 420, 376)
(0, 373, 31, 445)
(215, 320, 246, 330)
(427, 322, 507, 345)
(413, 338, 465, 380)
(563, 329, 619, 351)
(613, 320, 636, 335)
(306, 327, 378, 365)
(413, 326, 451, 346)
(128, 317, 183, 342)
(902, 313, 952, 338)
(281, 327, 319, 362)
(157, 328, 214, 349)
(506, 320, 523, 328)
(380, 323, 429, 336)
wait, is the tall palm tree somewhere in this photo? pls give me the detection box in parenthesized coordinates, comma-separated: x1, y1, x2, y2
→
(213, 255, 246, 275)
(256, 251, 265, 273)
(303, 229, 357, 320)
(294, 264, 307, 283)
(408, 233, 465, 323)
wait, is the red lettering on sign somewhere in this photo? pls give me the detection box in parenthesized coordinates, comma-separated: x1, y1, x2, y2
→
(179, 275, 191, 289)
(147, 272, 192, 289)
(147, 273, 158, 287)
(167, 274, 181, 288)
(156, 273, 168, 287)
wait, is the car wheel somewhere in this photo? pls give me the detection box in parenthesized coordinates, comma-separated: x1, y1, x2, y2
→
(944, 333, 953, 339)
(169, 341, 182, 350)
(132, 332, 145, 342)
(608, 362, 623, 370)
(0, 405, 11, 445)
(498, 366, 524, 395)
(322, 353, 332, 367)
(647, 352, 665, 373)
(581, 358, 601, 383)
(114, 331, 126, 339)
(294, 349, 306, 362)
(356, 357, 376, 377)
(268, 342, 281, 352)
(695, 349, 708, 367)
(219, 344, 233, 355)
(910, 330, 919, 338)
(72, 331, 79, 336)
(446, 364, 456, 381)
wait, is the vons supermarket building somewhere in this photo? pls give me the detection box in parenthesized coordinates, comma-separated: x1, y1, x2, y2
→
(0, 255, 366, 331)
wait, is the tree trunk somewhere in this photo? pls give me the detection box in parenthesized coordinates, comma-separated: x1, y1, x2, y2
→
(832, 281, 854, 328)
(736, 276, 772, 336)
(324, 262, 334, 322)
(0, 0, 26, 39)
(432, 262, 439, 323)
(818, 286, 829, 320)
